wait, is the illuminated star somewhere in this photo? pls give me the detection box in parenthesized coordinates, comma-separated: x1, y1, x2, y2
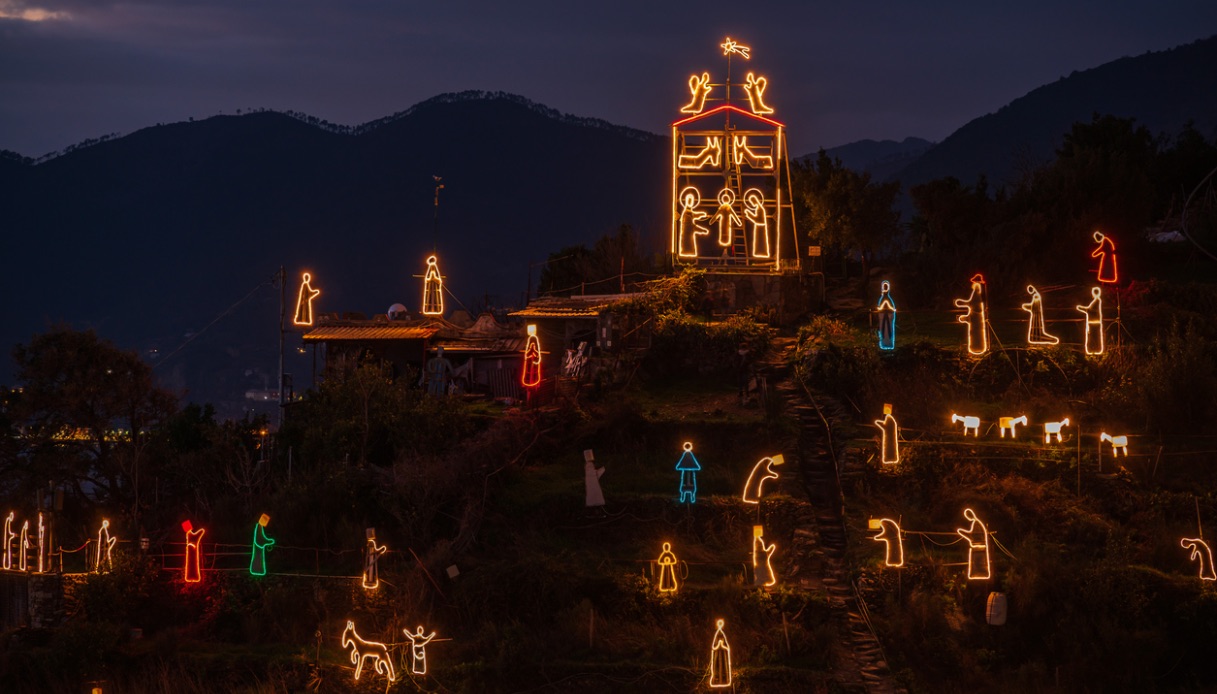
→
(721, 37, 750, 59)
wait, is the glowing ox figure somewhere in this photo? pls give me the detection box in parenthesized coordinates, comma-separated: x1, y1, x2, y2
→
(742, 72, 774, 115)
(876, 281, 896, 351)
(741, 454, 784, 503)
(341, 620, 396, 683)
(680, 72, 713, 115)
(1100, 432, 1129, 457)
(954, 274, 989, 356)
(293, 272, 321, 326)
(1043, 418, 1070, 444)
(1021, 285, 1058, 346)
(1091, 231, 1118, 284)
(751, 525, 777, 588)
(1076, 287, 1105, 355)
(869, 518, 904, 568)
(708, 618, 733, 688)
(249, 513, 274, 577)
(732, 135, 773, 169)
(998, 416, 1028, 438)
(874, 404, 900, 464)
(956, 508, 991, 580)
(1181, 538, 1216, 581)
(951, 414, 981, 437)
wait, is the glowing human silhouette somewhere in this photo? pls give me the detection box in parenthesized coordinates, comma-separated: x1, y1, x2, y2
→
(3, 512, 15, 571)
(876, 280, 896, 351)
(656, 542, 679, 593)
(954, 274, 989, 355)
(1076, 286, 1104, 355)
(874, 404, 900, 464)
(732, 135, 773, 169)
(742, 454, 784, 503)
(956, 508, 991, 580)
(18, 520, 29, 572)
(363, 528, 387, 590)
(182, 520, 204, 583)
(94, 519, 116, 573)
(675, 442, 702, 503)
(677, 187, 711, 257)
(680, 72, 713, 114)
(678, 136, 722, 169)
(249, 513, 274, 576)
(870, 518, 904, 567)
(404, 625, 437, 675)
(293, 272, 321, 326)
(421, 255, 444, 316)
(1091, 231, 1118, 284)
(708, 619, 732, 688)
(1181, 538, 1216, 581)
(35, 513, 45, 574)
(752, 525, 776, 587)
(1021, 285, 1058, 346)
(739, 188, 771, 259)
(522, 324, 542, 388)
(742, 72, 774, 115)
(710, 189, 742, 248)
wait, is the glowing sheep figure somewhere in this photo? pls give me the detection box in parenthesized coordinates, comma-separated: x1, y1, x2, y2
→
(1180, 538, 1217, 581)
(998, 416, 1028, 438)
(1043, 418, 1070, 444)
(951, 414, 981, 437)
(1100, 432, 1129, 457)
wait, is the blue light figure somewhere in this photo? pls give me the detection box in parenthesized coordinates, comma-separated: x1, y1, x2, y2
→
(877, 280, 896, 351)
(675, 442, 702, 503)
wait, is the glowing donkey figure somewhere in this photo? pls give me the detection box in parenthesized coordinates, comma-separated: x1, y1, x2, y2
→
(951, 414, 981, 437)
(341, 620, 395, 683)
(1100, 432, 1129, 457)
(1043, 418, 1071, 444)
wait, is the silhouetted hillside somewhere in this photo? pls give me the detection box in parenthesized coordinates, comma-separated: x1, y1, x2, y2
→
(0, 93, 668, 415)
(813, 137, 934, 179)
(895, 35, 1217, 187)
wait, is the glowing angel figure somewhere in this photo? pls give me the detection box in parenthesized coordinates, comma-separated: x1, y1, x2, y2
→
(1044, 418, 1070, 444)
(876, 281, 896, 351)
(874, 404, 900, 464)
(956, 508, 991, 580)
(742, 72, 774, 115)
(711, 189, 742, 247)
(3, 512, 15, 571)
(708, 619, 733, 688)
(680, 72, 713, 115)
(342, 621, 396, 683)
(1091, 231, 1118, 284)
(675, 441, 702, 504)
(584, 449, 605, 508)
(732, 135, 773, 169)
(656, 542, 679, 593)
(182, 520, 204, 583)
(870, 518, 904, 567)
(721, 37, 750, 59)
(362, 528, 387, 590)
(18, 520, 29, 572)
(522, 324, 542, 388)
(752, 525, 777, 587)
(249, 513, 275, 576)
(1022, 285, 1059, 346)
(421, 255, 444, 316)
(677, 187, 711, 258)
(94, 519, 117, 573)
(954, 273, 989, 355)
(677, 136, 723, 169)
(742, 453, 784, 504)
(293, 272, 321, 326)
(742, 189, 770, 258)
(404, 625, 437, 675)
(1076, 286, 1104, 355)
(1180, 538, 1217, 581)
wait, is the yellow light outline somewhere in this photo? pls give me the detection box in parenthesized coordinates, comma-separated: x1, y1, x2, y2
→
(1181, 538, 1217, 581)
(742, 454, 784, 504)
(721, 37, 750, 59)
(676, 187, 711, 258)
(1092, 231, 1118, 284)
(680, 72, 713, 115)
(293, 272, 321, 327)
(709, 618, 733, 688)
(422, 255, 444, 316)
(869, 518, 904, 568)
(363, 531, 387, 591)
(656, 542, 679, 593)
(341, 620, 396, 683)
(1021, 285, 1059, 346)
(956, 508, 991, 580)
(18, 520, 28, 572)
(1043, 418, 1070, 444)
(998, 416, 1027, 438)
(742, 72, 774, 115)
(182, 521, 204, 583)
(732, 135, 773, 170)
(711, 188, 742, 247)
(954, 274, 989, 355)
(3, 512, 14, 571)
(94, 519, 116, 573)
(742, 188, 770, 258)
(951, 413, 981, 437)
(404, 625, 437, 675)
(752, 525, 777, 587)
(522, 324, 542, 388)
(677, 136, 723, 170)
(1076, 286, 1104, 355)
(1100, 432, 1129, 457)
(874, 404, 900, 464)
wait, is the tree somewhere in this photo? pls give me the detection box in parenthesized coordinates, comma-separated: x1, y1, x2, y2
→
(537, 224, 659, 296)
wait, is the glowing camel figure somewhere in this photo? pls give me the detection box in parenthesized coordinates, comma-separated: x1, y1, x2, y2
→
(954, 274, 989, 356)
(1181, 538, 1217, 581)
(951, 414, 981, 437)
(293, 272, 321, 326)
(679, 72, 713, 115)
(956, 508, 991, 580)
(675, 442, 702, 504)
(678, 136, 722, 169)
(742, 189, 770, 258)
(998, 416, 1028, 438)
(656, 542, 679, 593)
(1100, 432, 1129, 457)
(732, 135, 773, 169)
(869, 518, 904, 567)
(1091, 231, 1118, 284)
(1076, 287, 1105, 355)
(677, 187, 711, 258)
(708, 618, 733, 687)
(742, 72, 774, 115)
(874, 404, 900, 464)
(742, 454, 784, 503)
(404, 625, 437, 675)
(876, 281, 896, 351)
(752, 525, 777, 587)
(341, 620, 396, 683)
(94, 519, 117, 573)
(421, 255, 444, 316)
(710, 189, 742, 247)
(1043, 418, 1070, 443)
(1021, 285, 1059, 346)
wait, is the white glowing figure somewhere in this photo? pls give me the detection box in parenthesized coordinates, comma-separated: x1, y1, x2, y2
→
(1181, 538, 1217, 581)
(742, 72, 774, 115)
(1044, 418, 1070, 444)
(711, 189, 742, 247)
(752, 525, 777, 587)
(341, 620, 396, 683)
(677, 187, 711, 257)
(869, 518, 904, 567)
(876, 281, 896, 351)
(1092, 231, 1118, 284)
(708, 619, 732, 688)
(720, 37, 750, 59)
(951, 414, 981, 437)
(680, 72, 713, 115)
(363, 528, 387, 590)
(998, 416, 1027, 438)
(678, 136, 722, 169)
(94, 519, 116, 573)
(18, 521, 28, 572)
(421, 255, 444, 317)
(404, 625, 437, 675)
(956, 508, 991, 580)
(954, 274, 989, 355)
(3, 512, 14, 571)
(742, 454, 784, 504)
(656, 542, 679, 593)
(741, 189, 770, 258)
(732, 135, 773, 170)
(1100, 432, 1129, 457)
(874, 404, 900, 464)
(36, 513, 45, 574)
(1021, 285, 1059, 346)
(1076, 286, 1104, 355)
(293, 272, 321, 326)
(522, 324, 542, 388)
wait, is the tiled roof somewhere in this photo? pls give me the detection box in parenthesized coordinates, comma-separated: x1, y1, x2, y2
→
(302, 325, 439, 341)
(509, 293, 641, 318)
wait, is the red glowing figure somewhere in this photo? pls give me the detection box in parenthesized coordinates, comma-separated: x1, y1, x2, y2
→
(182, 520, 205, 583)
(1091, 231, 1118, 284)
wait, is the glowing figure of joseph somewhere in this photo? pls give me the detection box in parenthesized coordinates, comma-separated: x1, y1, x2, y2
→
(1022, 285, 1058, 345)
(1076, 286, 1104, 355)
(293, 272, 321, 326)
(522, 324, 542, 388)
(956, 508, 991, 580)
(422, 255, 444, 316)
(249, 514, 275, 576)
(954, 274, 989, 355)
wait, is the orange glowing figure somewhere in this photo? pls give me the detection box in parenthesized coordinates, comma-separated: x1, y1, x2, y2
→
(1181, 538, 1216, 581)
(869, 518, 904, 568)
(656, 542, 679, 593)
(1091, 231, 1118, 284)
(677, 187, 711, 257)
(956, 508, 991, 580)
(752, 525, 777, 587)
(1076, 286, 1104, 355)
(1022, 285, 1059, 346)
(680, 72, 713, 115)
(94, 519, 116, 573)
(742, 454, 784, 504)
(742, 189, 770, 258)
(182, 520, 204, 583)
(732, 135, 773, 169)
(404, 625, 438, 675)
(3, 512, 14, 571)
(293, 272, 321, 326)
(954, 274, 989, 355)
(711, 189, 742, 248)
(421, 255, 444, 316)
(341, 620, 396, 683)
(708, 618, 733, 687)
(522, 324, 542, 388)
(677, 136, 723, 169)
(363, 528, 387, 590)
(742, 72, 774, 115)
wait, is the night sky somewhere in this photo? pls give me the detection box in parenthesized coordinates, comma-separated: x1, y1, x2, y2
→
(2, 1, 1216, 158)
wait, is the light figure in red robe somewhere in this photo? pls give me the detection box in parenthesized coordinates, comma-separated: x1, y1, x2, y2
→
(1091, 231, 1118, 284)
(522, 324, 542, 388)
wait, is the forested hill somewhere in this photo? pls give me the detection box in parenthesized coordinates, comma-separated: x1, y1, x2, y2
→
(894, 34, 1217, 187)
(0, 92, 669, 414)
